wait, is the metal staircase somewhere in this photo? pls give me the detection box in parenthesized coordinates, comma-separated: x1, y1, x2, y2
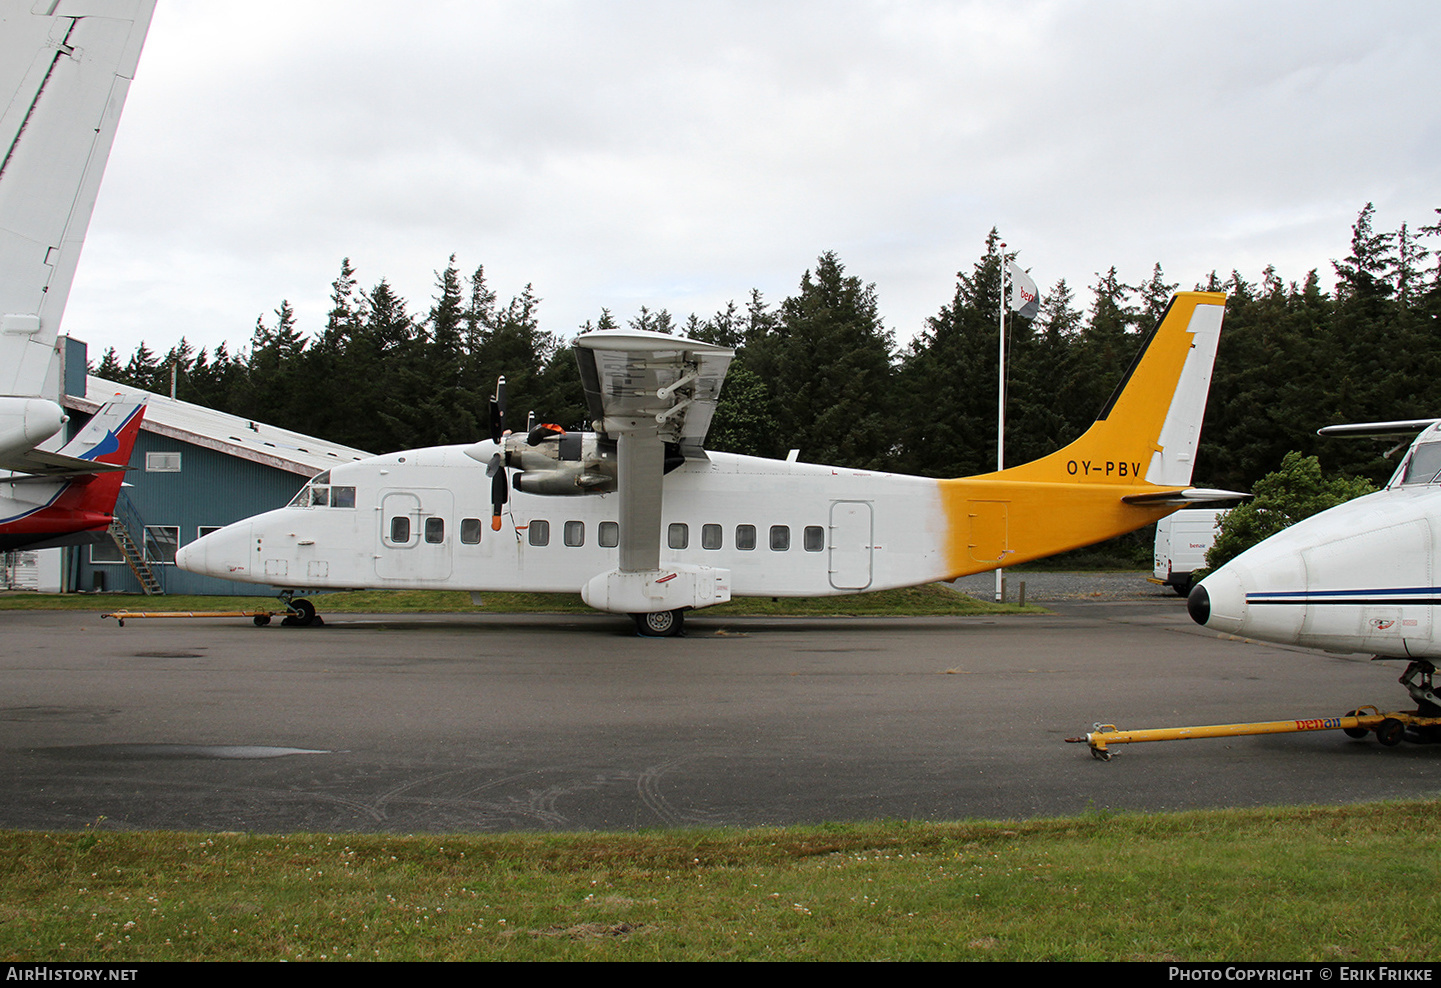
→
(108, 493, 162, 595)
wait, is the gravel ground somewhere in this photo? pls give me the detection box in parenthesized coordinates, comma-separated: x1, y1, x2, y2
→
(950, 569, 1179, 602)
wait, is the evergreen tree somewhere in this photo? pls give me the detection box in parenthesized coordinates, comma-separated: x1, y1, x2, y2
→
(1137, 263, 1179, 331)
(746, 252, 895, 469)
(94, 346, 123, 381)
(1205, 451, 1375, 570)
(123, 341, 160, 392)
(893, 232, 1005, 477)
(628, 306, 674, 335)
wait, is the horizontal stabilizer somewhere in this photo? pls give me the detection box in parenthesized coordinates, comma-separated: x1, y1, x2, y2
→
(0, 400, 144, 477)
(1121, 487, 1250, 506)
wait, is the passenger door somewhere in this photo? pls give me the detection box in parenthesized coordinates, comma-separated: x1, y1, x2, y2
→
(377, 489, 454, 582)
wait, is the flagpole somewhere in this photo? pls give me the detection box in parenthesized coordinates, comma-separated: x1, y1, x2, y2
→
(995, 243, 1007, 602)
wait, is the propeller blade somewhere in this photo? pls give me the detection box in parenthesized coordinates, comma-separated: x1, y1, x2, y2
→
(489, 376, 507, 443)
(485, 452, 502, 478)
(491, 464, 509, 510)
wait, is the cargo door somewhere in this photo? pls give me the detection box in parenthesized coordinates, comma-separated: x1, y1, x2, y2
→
(967, 500, 1009, 564)
(829, 500, 873, 590)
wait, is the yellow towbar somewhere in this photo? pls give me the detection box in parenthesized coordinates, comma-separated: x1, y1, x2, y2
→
(1066, 706, 1441, 760)
(103, 609, 288, 627)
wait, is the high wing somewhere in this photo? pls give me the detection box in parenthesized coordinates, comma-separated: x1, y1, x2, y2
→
(0, 398, 143, 477)
(574, 328, 734, 456)
(572, 329, 734, 614)
(1317, 420, 1441, 440)
(1, 0, 156, 396)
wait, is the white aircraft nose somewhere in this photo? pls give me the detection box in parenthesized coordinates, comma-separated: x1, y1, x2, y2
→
(174, 538, 200, 573)
(176, 523, 250, 579)
(1188, 566, 1246, 635)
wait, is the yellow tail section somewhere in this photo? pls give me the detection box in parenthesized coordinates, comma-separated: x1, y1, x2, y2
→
(939, 291, 1227, 578)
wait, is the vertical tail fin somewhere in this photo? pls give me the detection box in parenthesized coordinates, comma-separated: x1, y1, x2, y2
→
(938, 292, 1228, 577)
(58, 399, 146, 467)
(989, 292, 1226, 487)
(50, 400, 145, 522)
(1, 0, 156, 394)
(0, 400, 144, 549)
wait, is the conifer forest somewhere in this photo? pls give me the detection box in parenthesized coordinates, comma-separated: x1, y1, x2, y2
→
(94, 204, 1441, 507)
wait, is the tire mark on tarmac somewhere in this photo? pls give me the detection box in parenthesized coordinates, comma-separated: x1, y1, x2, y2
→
(636, 758, 723, 827)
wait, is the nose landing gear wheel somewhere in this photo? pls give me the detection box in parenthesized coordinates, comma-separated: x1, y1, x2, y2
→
(633, 609, 684, 637)
(282, 597, 318, 627)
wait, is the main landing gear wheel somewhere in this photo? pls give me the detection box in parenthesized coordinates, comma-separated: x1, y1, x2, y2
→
(633, 609, 684, 637)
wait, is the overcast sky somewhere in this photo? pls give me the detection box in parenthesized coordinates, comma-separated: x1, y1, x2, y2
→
(61, 0, 1441, 363)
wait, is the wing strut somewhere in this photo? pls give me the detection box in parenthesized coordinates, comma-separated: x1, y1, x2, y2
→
(571, 329, 735, 617)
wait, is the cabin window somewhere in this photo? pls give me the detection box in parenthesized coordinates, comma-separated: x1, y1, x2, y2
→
(736, 524, 756, 550)
(460, 518, 482, 544)
(390, 516, 411, 543)
(425, 517, 445, 543)
(770, 525, 790, 551)
(804, 525, 825, 552)
(599, 521, 619, 547)
(529, 520, 550, 546)
(144, 526, 180, 564)
(668, 523, 689, 550)
(702, 524, 722, 550)
(565, 520, 585, 547)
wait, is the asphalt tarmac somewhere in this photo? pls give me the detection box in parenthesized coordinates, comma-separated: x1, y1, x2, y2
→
(3, 595, 1438, 833)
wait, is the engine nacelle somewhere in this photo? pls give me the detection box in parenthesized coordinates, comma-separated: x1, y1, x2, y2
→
(0, 397, 66, 463)
(505, 430, 617, 495)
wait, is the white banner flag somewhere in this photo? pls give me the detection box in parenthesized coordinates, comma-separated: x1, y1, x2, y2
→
(1006, 261, 1040, 319)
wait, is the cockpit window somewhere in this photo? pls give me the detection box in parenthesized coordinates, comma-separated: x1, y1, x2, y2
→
(288, 480, 356, 508)
(1401, 442, 1441, 485)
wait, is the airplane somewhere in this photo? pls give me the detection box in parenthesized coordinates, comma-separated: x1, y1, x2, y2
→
(177, 291, 1238, 634)
(0, 0, 156, 544)
(1188, 418, 1441, 737)
(0, 399, 146, 551)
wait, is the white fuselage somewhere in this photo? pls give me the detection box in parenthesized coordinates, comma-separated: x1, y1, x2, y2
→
(1194, 485, 1441, 659)
(176, 443, 955, 601)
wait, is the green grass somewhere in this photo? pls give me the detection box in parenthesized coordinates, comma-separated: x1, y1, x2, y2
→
(3, 803, 1437, 961)
(0, 583, 1044, 617)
